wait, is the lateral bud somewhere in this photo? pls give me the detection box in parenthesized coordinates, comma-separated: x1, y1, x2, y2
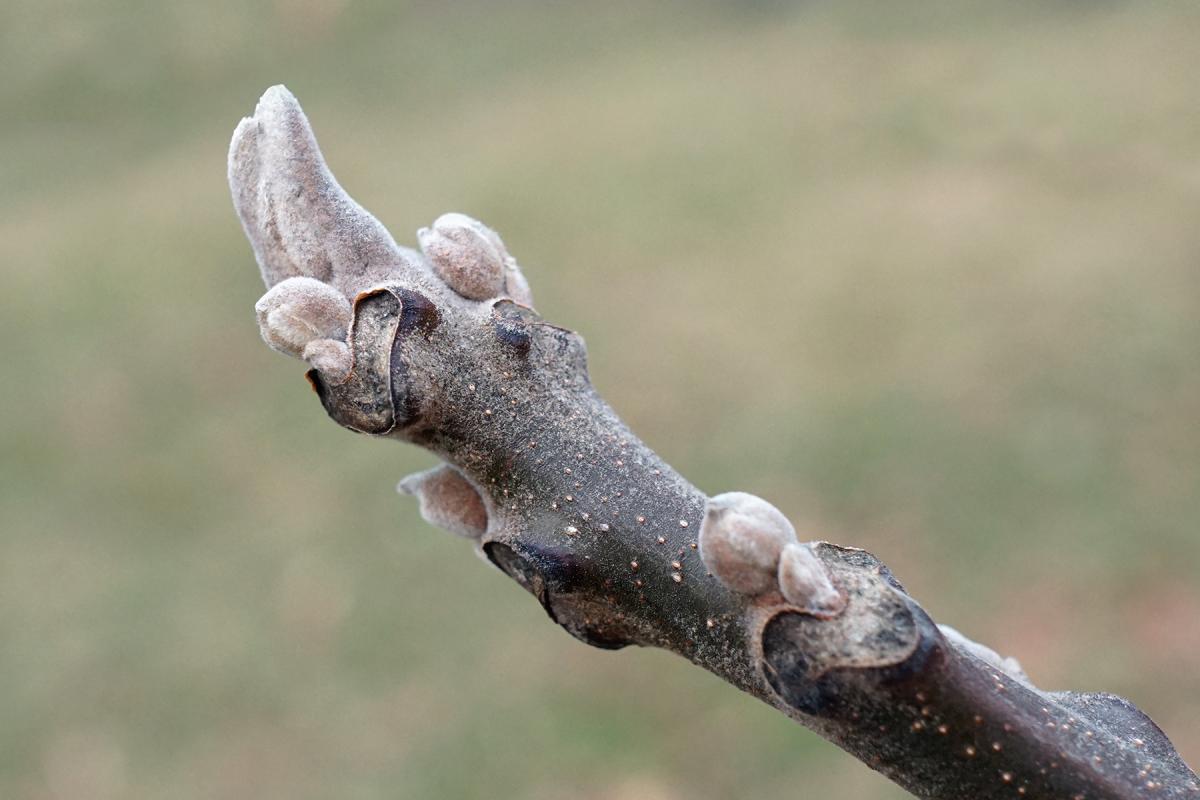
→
(699, 492, 797, 596)
(397, 464, 489, 539)
(503, 258, 535, 308)
(938, 624, 1029, 683)
(301, 339, 352, 383)
(418, 213, 508, 301)
(255, 276, 352, 359)
(777, 542, 845, 616)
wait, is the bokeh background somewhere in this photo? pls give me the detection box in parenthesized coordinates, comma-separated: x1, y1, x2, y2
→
(3, 2, 1198, 798)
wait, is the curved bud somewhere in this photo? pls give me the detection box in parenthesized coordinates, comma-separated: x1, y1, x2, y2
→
(397, 464, 489, 539)
(443, 212, 510, 262)
(229, 85, 418, 297)
(418, 213, 507, 301)
(938, 624, 1029, 683)
(504, 258, 535, 308)
(301, 338, 352, 383)
(777, 542, 845, 615)
(255, 276, 351, 359)
(698, 492, 797, 596)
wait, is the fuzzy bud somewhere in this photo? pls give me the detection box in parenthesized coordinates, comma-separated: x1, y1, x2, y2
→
(301, 338, 352, 383)
(938, 624, 1029, 683)
(777, 542, 844, 615)
(699, 492, 797, 596)
(504, 258, 535, 308)
(397, 463, 489, 539)
(418, 213, 508, 301)
(255, 276, 351, 359)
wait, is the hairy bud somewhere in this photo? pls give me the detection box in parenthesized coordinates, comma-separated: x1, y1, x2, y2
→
(397, 463, 489, 539)
(699, 492, 797, 596)
(418, 213, 508, 301)
(938, 624, 1029, 682)
(777, 542, 844, 615)
(301, 338, 352, 383)
(255, 276, 351, 358)
(504, 259, 535, 308)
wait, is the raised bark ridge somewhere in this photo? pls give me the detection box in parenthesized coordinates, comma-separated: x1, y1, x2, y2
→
(229, 85, 1198, 800)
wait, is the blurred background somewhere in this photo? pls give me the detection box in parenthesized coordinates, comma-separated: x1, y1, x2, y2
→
(2, 1, 1198, 798)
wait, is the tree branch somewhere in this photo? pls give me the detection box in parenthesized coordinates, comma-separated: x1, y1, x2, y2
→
(229, 85, 1198, 799)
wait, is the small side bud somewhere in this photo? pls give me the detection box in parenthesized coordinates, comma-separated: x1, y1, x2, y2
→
(777, 543, 845, 615)
(255, 276, 351, 359)
(397, 463, 489, 539)
(699, 492, 797, 596)
(301, 338, 352, 382)
(504, 258, 535, 308)
(938, 624, 1029, 683)
(418, 213, 507, 301)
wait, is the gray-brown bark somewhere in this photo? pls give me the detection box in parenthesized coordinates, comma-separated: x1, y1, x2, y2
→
(229, 85, 1198, 799)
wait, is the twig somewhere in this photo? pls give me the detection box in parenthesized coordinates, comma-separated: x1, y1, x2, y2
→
(229, 85, 1198, 799)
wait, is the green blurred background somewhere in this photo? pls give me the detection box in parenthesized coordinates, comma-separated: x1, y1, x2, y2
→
(3, 1, 1198, 797)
